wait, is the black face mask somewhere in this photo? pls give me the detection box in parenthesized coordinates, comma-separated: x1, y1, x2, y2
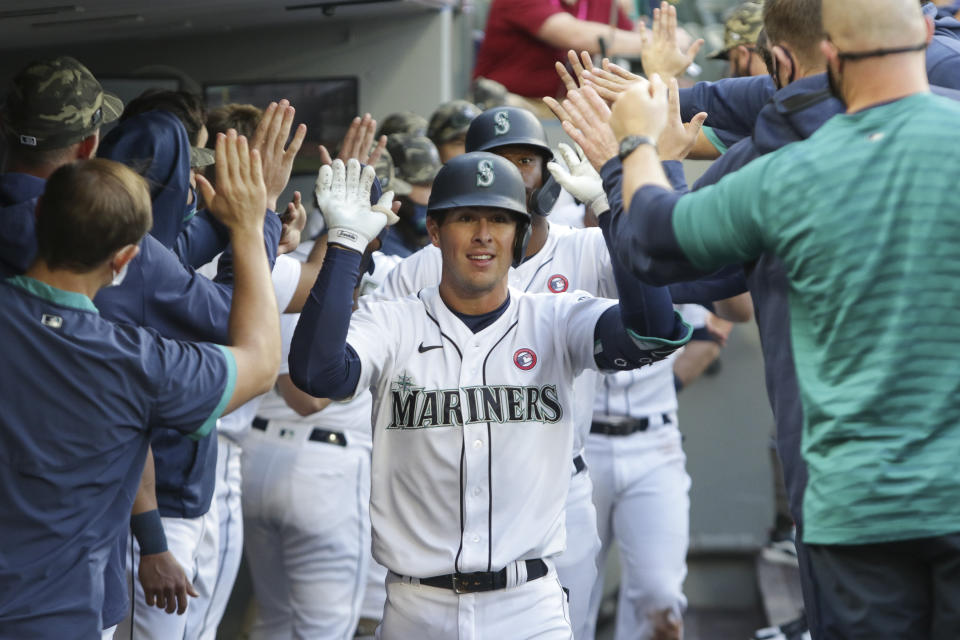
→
(397, 196, 429, 236)
(769, 46, 797, 91)
(826, 59, 845, 103)
(823, 38, 927, 103)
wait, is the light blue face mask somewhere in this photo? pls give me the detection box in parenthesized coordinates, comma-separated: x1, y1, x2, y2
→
(183, 186, 198, 223)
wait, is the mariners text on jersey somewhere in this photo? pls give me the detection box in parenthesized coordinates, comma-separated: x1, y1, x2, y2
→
(388, 372, 563, 429)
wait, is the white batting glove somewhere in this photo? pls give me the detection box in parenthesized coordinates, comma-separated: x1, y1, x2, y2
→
(315, 159, 398, 253)
(547, 142, 610, 216)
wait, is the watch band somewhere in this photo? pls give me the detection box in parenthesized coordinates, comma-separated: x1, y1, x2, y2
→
(618, 135, 657, 161)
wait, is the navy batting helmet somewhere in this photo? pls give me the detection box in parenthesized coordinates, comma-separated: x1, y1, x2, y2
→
(464, 106, 561, 217)
(427, 151, 531, 267)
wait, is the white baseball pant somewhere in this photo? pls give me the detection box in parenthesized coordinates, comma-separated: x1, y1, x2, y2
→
(185, 434, 244, 640)
(583, 420, 690, 640)
(377, 563, 572, 640)
(241, 423, 371, 640)
(114, 507, 219, 640)
(554, 462, 602, 639)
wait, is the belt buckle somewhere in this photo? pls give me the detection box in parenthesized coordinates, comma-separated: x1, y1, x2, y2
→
(452, 572, 491, 594)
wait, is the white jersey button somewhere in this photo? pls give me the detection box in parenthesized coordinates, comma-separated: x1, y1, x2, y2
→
(473, 439, 483, 449)
(473, 487, 482, 496)
(472, 535, 481, 543)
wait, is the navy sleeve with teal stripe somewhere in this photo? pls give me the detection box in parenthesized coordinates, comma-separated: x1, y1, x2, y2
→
(146, 336, 236, 439)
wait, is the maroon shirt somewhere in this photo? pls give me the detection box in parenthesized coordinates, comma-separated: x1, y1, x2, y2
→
(474, 0, 633, 99)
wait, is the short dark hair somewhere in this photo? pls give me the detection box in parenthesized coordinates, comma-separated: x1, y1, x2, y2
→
(206, 104, 263, 142)
(36, 159, 152, 271)
(763, 0, 825, 67)
(121, 89, 207, 145)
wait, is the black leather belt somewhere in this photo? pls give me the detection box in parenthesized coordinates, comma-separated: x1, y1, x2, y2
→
(573, 454, 586, 474)
(252, 416, 347, 447)
(419, 559, 548, 593)
(590, 413, 671, 437)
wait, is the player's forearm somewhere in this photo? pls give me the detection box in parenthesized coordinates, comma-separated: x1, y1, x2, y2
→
(667, 264, 748, 306)
(599, 157, 703, 286)
(226, 227, 281, 407)
(289, 246, 364, 399)
(673, 339, 720, 388)
(538, 14, 644, 56)
(679, 75, 774, 137)
(277, 374, 334, 417)
(130, 446, 168, 555)
(622, 145, 672, 212)
(175, 209, 230, 270)
(213, 211, 282, 287)
(285, 234, 327, 313)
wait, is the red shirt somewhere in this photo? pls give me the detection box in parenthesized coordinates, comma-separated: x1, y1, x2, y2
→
(473, 0, 633, 99)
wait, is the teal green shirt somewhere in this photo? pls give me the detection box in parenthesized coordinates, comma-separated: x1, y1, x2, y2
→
(672, 93, 960, 545)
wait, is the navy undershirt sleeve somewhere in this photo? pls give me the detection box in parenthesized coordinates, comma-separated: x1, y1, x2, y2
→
(679, 75, 776, 139)
(175, 209, 230, 269)
(592, 208, 691, 370)
(289, 246, 363, 400)
(213, 211, 283, 286)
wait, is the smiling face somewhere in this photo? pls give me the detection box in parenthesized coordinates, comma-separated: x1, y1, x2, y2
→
(429, 206, 520, 313)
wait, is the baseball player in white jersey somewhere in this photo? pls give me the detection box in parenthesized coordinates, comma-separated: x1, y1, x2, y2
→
(240, 249, 398, 640)
(288, 153, 691, 639)
(371, 107, 618, 638)
(582, 303, 707, 640)
(170, 253, 302, 640)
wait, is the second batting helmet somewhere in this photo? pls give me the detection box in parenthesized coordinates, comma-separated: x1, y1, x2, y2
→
(465, 106, 561, 217)
(427, 151, 531, 267)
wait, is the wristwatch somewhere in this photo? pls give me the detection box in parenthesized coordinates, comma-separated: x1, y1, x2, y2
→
(618, 135, 657, 161)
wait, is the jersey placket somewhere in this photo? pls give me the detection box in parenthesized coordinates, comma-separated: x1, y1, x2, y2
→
(457, 331, 493, 573)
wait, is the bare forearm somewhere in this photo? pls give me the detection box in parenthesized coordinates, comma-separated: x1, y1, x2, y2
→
(713, 292, 753, 323)
(285, 235, 328, 313)
(539, 14, 644, 56)
(673, 340, 719, 388)
(227, 228, 281, 409)
(277, 374, 334, 416)
(621, 146, 672, 212)
(131, 445, 158, 515)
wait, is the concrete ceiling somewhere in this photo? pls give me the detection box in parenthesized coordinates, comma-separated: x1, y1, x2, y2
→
(0, 0, 456, 50)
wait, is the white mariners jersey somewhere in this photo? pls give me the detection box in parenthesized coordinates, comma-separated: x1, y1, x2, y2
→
(254, 313, 375, 449)
(349, 285, 615, 577)
(593, 304, 709, 419)
(374, 223, 617, 453)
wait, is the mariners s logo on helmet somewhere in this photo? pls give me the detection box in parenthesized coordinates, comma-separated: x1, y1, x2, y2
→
(477, 159, 495, 187)
(514, 348, 537, 371)
(493, 110, 510, 135)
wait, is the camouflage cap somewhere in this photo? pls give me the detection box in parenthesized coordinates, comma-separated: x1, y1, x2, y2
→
(469, 77, 509, 111)
(708, 2, 765, 60)
(376, 111, 428, 139)
(190, 146, 216, 169)
(427, 99, 482, 146)
(373, 146, 396, 194)
(386, 133, 441, 195)
(2, 56, 123, 150)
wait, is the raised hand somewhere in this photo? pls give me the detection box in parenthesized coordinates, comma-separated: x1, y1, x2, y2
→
(639, 1, 704, 81)
(581, 60, 644, 105)
(315, 158, 398, 253)
(279, 190, 307, 255)
(545, 86, 618, 171)
(657, 78, 708, 161)
(610, 74, 670, 143)
(196, 130, 268, 235)
(555, 49, 599, 96)
(250, 99, 307, 211)
(547, 142, 610, 215)
(319, 113, 387, 166)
